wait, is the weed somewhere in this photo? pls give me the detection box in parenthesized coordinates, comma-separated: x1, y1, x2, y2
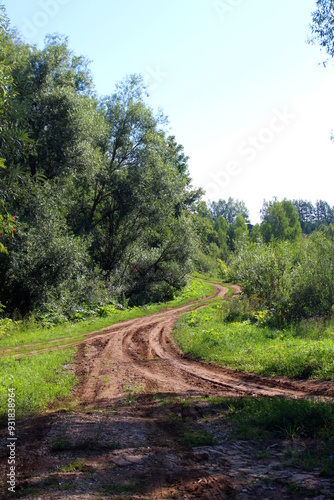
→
(60, 459, 86, 473)
(101, 478, 142, 494)
(123, 384, 144, 404)
(49, 435, 119, 452)
(253, 450, 271, 459)
(283, 443, 334, 477)
(181, 429, 216, 448)
(60, 482, 72, 490)
(231, 397, 334, 440)
(49, 434, 71, 451)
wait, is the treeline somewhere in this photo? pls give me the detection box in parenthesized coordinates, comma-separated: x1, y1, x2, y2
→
(194, 197, 334, 263)
(195, 196, 334, 323)
(0, 7, 202, 319)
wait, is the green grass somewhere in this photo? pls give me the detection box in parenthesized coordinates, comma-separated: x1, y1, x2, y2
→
(181, 428, 216, 448)
(0, 349, 76, 420)
(173, 303, 334, 380)
(150, 392, 334, 477)
(226, 396, 334, 440)
(0, 278, 215, 356)
(60, 459, 86, 473)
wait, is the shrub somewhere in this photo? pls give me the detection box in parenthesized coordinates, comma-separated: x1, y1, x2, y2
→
(229, 232, 334, 322)
(0, 212, 104, 318)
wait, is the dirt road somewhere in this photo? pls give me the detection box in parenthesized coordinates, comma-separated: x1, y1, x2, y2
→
(1, 284, 334, 499)
(75, 284, 333, 404)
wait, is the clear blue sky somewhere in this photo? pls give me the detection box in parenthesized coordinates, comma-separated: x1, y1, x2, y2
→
(4, 0, 334, 223)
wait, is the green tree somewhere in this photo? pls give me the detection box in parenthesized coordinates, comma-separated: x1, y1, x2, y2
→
(0, 9, 204, 315)
(0, 5, 17, 253)
(229, 215, 249, 251)
(293, 199, 315, 234)
(260, 199, 302, 243)
(209, 197, 249, 224)
(214, 215, 229, 258)
(249, 223, 263, 243)
(70, 75, 200, 301)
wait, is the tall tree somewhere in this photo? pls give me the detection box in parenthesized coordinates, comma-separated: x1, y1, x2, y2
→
(209, 197, 249, 224)
(0, 9, 201, 314)
(0, 5, 17, 253)
(260, 199, 302, 243)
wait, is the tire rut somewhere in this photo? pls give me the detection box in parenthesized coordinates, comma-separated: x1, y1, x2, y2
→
(75, 284, 334, 404)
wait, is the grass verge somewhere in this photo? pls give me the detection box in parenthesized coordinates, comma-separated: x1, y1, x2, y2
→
(0, 349, 76, 420)
(173, 302, 334, 380)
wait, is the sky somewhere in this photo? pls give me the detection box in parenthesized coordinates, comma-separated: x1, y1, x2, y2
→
(3, 0, 334, 223)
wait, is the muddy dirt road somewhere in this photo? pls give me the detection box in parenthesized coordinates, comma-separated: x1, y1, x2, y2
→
(1, 284, 334, 499)
(75, 284, 333, 404)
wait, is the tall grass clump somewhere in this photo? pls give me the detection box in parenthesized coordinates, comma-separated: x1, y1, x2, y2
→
(228, 396, 334, 440)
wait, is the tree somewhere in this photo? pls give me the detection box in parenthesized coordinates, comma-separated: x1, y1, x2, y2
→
(214, 215, 229, 258)
(0, 5, 17, 253)
(209, 197, 249, 224)
(315, 199, 333, 224)
(249, 223, 263, 243)
(229, 214, 249, 250)
(260, 199, 302, 243)
(308, 0, 334, 65)
(293, 199, 334, 233)
(0, 186, 102, 316)
(0, 8, 203, 315)
(293, 199, 315, 234)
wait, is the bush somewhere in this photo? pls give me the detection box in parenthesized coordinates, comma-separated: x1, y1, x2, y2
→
(219, 295, 255, 323)
(289, 232, 334, 320)
(0, 212, 104, 318)
(229, 232, 334, 322)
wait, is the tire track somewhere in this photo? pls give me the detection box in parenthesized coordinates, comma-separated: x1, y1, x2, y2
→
(75, 284, 334, 404)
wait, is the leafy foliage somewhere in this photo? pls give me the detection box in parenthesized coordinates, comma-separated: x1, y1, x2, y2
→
(308, 0, 334, 65)
(0, 9, 201, 317)
(229, 231, 334, 321)
(260, 199, 302, 243)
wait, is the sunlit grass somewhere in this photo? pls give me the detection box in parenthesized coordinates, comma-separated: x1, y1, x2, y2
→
(173, 303, 334, 380)
(0, 349, 76, 419)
